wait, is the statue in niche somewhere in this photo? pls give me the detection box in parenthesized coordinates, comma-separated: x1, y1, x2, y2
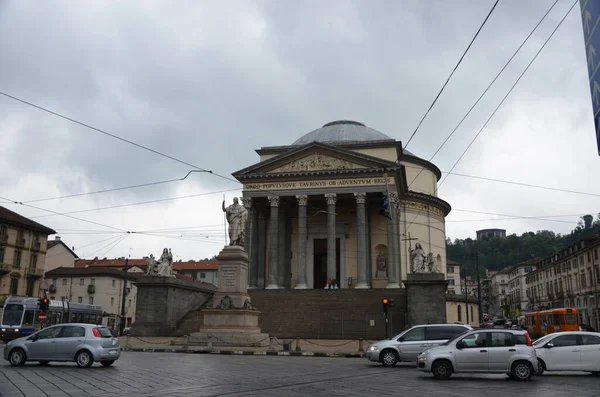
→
(222, 197, 248, 246)
(410, 242, 428, 273)
(146, 248, 174, 277)
(375, 253, 387, 278)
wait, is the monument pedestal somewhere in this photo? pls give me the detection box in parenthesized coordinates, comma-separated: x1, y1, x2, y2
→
(403, 273, 449, 327)
(189, 245, 269, 347)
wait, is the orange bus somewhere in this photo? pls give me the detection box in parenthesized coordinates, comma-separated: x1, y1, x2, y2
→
(524, 308, 579, 338)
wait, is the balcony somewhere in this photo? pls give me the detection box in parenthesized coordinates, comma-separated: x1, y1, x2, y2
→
(88, 284, 95, 294)
(0, 263, 11, 275)
(26, 268, 43, 279)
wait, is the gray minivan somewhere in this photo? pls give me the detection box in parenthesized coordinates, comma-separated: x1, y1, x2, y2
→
(366, 323, 473, 366)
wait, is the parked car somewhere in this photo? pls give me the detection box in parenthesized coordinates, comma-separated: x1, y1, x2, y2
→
(366, 323, 473, 366)
(417, 329, 537, 381)
(3, 323, 121, 367)
(533, 331, 600, 376)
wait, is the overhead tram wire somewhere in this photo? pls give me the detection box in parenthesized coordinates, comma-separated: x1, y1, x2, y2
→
(403, 0, 565, 232)
(405, 0, 560, 191)
(0, 195, 128, 233)
(437, 0, 579, 190)
(404, 0, 500, 149)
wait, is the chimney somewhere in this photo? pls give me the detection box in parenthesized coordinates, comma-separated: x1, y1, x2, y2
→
(55, 236, 61, 241)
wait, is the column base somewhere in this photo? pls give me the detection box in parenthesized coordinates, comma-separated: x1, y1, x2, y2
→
(294, 283, 308, 289)
(386, 282, 401, 289)
(265, 284, 284, 290)
(355, 282, 370, 289)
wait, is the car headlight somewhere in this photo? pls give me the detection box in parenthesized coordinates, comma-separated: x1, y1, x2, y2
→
(367, 346, 378, 352)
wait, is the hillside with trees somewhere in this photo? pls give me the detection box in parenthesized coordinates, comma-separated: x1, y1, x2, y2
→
(446, 214, 600, 277)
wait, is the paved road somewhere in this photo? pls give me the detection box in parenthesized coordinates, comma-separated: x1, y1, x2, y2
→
(0, 352, 598, 397)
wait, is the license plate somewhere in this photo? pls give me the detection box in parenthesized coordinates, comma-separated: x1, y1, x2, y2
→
(109, 350, 118, 355)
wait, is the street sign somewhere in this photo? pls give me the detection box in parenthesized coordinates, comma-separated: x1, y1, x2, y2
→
(38, 312, 47, 322)
(579, 0, 600, 154)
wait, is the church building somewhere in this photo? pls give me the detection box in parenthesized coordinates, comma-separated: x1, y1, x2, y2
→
(232, 120, 451, 291)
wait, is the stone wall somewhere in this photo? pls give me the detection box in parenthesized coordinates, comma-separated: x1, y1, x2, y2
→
(131, 276, 215, 337)
(404, 273, 448, 327)
(248, 289, 406, 340)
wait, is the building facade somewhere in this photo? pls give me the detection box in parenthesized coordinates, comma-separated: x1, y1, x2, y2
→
(0, 206, 56, 301)
(173, 261, 219, 285)
(446, 259, 461, 294)
(45, 266, 142, 328)
(506, 258, 538, 321)
(232, 120, 451, 291)
(45, 236, 78, 274)
(476, 229, 506, 240)
(525, 236, 600, 330)
(490, 270, 509, 318)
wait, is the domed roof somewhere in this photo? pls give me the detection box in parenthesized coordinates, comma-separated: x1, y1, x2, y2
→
(292, 120, 394, 146)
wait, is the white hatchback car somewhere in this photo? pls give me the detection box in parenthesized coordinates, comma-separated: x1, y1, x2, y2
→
(417, 329, 538, 380)
(533, 331, 600, 376)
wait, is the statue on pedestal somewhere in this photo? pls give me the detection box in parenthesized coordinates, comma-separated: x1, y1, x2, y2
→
(410, 242, 428, 273)
(375, 253, 387, 278)
(146, 248, 175, 277)
(222, 197, 248, 246)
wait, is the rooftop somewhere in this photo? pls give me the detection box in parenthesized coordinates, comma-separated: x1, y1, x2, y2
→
(0, 205, 56, 235)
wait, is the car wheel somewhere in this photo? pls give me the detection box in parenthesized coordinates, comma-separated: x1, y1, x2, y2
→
(536, 359, 545, 376)
(380, 349, 399, 367)
(511, 361, 533, 381)
(75, 350, 94, 368)
(431, 360, 453, 380)
(100, 360, 115, 367)
(8, 348, 26, 366)
(590, 371, 599, 376)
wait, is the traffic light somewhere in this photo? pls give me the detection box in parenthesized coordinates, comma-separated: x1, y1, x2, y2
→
(39, 297, 49, 311)
(379, 193, 391, 219)
(388, 298, 396, 308)
(382, 298, 389, 314)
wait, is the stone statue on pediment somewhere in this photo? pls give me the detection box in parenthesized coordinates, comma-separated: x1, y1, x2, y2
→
(222, 197, 248, 246)
(410, 242, 428, 273)
(146, 248, 175, 277)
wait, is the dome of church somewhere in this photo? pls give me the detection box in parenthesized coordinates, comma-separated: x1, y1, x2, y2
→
(292, 120, 417, 156)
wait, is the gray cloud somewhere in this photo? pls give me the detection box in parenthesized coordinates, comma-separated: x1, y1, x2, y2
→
(0, 0, 595, 259)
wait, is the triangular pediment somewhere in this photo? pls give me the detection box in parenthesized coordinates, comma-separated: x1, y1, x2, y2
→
(232, 142, 400, 178)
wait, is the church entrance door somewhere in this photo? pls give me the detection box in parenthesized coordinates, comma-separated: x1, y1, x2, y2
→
(313, 238, 340, 289)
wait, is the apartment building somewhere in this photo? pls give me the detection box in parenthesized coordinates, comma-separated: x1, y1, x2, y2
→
(506, 258, 538, 320)
(45, 266, 143, 328)
(525, 235, 600, 330)
(490, 269, 509, 317)
(45, 236, 78, 274)
(446, 259, 461, 294)
(0, 206, 56, 301)
(174, 261, 219, 286)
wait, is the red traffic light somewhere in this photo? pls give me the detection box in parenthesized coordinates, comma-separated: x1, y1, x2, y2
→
(382, 298, 389, 304)
(42, 298, 49, 303)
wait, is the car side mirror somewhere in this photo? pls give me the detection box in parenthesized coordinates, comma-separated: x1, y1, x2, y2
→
(456, 341, 467, 349)
(545, 343, 554, 349)
(397, 336, 405, 342)
(29, 335, 38, 342)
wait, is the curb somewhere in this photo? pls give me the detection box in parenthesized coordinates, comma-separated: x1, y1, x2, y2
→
(120, 347, 365, 358)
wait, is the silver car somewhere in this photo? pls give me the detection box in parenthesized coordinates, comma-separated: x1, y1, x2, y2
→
(417, 329, 538, 380)
(366, 323, 473, 366)
(3, 323, 121, 367)
(534, 331, 600, 375)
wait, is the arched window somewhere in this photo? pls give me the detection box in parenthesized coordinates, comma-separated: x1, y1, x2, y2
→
(457, 305, 462, 322)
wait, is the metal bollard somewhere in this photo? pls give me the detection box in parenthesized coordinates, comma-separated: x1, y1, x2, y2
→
(358, 338, 364, 352)
(295, 336, 301, 352)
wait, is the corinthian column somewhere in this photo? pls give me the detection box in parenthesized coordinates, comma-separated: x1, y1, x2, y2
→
(386, 192, 400, 288)
(266, 196, 281, 289)
(295, 195, 308, 289)
(354, 192, 368, 289)
(325, 193, 337, 282)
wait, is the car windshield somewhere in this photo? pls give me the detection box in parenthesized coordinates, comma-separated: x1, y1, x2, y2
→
(1, 304, 24, 326)
(442, 330, 470, 346)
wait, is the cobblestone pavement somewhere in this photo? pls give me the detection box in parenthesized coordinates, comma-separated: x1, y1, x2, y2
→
(0, 352, 598, 397)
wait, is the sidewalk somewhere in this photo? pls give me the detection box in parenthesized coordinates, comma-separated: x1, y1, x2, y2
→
(120, 335, 379, 358)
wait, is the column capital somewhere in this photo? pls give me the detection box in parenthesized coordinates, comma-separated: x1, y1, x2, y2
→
(354, 192, 367, 204)
(268, 196, 280, 207)
(241, 197, 253, 209)
(389, 192, 399, 203)
(296, 195, 308, 206)
(325, 193, 337, 205)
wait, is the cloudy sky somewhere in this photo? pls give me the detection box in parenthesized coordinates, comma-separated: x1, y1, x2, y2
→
(1, 0, 598, 262)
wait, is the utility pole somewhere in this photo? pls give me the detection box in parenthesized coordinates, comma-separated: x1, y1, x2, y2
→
(120, 257, 129, 336)
(464, 278, 469, 324)
(476, 252, 482, 326)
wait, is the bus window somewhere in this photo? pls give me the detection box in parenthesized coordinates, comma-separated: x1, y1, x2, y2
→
(553, 314, 560, 325)
(532, 316, 537, 325)
(2, 304, 24, 326)
(84, 314, 90, 323)
(565, 313, 578, 325)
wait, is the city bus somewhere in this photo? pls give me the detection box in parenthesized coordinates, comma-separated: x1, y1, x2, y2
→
(1, 296, 103, 342)
(524, 308, 579, 338)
